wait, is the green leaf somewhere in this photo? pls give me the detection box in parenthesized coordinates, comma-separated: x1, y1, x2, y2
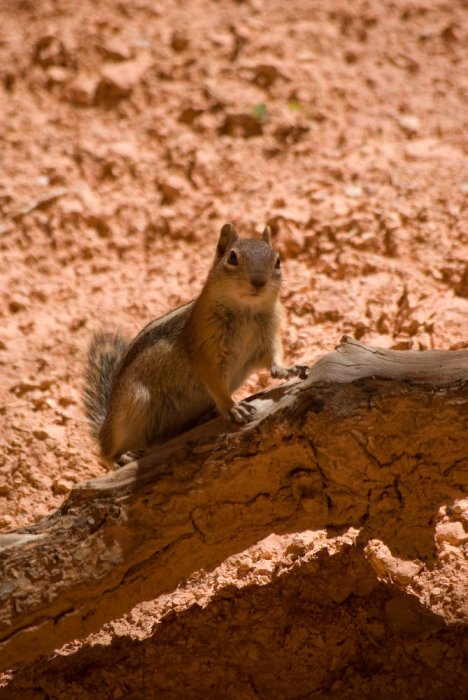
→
(251, 103, 269, 122)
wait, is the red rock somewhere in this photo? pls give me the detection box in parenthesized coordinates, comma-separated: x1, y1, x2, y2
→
(157, 175, 187, 204)
(98, 38, 133, 62)
(46, 66, 69, 84)
(52, 478, 73, 495)
(96, 56, 152, 102)
(33, 35, 71, 68)
(171, 31, 189, 52)
(32, 424, 65, 442)
(68, 75, 99, 106)
(435, 522, 468, 546)
(365, 540, 422, 585)
(404, 139, 461, 161)
(218, 113, 263, 138)
(397, 114, 420, 134)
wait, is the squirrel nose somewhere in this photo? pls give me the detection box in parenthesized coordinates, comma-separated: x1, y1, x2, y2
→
(250, 276, 266, 289)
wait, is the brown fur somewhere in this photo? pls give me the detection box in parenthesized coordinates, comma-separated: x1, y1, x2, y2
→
(83, 224, 294, 466)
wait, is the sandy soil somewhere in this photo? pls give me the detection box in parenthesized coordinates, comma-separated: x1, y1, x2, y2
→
(0, 0, 467, 697)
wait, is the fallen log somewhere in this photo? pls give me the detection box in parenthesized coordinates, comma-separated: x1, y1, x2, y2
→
(1, 336, 467, 671)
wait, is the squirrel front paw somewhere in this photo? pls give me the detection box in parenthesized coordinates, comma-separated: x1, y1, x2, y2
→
(228, 400, 256, 424)
(271, 365, 300, 380)
(115, 450, 145, 468)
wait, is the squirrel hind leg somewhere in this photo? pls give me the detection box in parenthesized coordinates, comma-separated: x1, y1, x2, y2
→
(99, 382, 152, 464)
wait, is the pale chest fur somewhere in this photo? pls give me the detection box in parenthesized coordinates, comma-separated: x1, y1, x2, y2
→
(218, 307, 275, 391)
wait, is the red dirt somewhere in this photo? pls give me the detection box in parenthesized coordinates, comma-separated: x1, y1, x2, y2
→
(0, 0, 467, 697)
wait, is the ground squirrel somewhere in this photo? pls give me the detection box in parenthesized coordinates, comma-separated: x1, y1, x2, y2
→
(83, 223, 298, 466)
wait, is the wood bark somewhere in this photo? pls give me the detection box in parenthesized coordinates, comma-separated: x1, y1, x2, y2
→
(1, 336, 467, 672)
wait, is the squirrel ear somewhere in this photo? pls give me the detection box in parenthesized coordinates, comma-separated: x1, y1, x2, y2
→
(262, 226, 272, 245)
(217, 223, 238, 256)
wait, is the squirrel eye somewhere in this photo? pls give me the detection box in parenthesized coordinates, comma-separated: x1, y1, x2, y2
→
(275, 256, 281, 269)
(227, 250, 238, 265)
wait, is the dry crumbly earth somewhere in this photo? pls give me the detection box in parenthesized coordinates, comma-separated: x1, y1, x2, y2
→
(0, 0, 467, 697)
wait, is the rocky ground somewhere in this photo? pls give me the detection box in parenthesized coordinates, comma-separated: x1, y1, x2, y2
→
(0, 0, 467, 697)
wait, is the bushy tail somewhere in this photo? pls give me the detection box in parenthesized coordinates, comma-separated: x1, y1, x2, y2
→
(83, 332, 128, 439)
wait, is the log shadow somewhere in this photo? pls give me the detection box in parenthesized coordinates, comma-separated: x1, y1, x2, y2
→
(2, 544, 466, 700)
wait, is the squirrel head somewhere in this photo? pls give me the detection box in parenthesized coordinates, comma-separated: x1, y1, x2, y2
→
(209, 223, 282, 306)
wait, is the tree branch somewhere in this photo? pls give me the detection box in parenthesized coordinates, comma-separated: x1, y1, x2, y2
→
(1, 336, 467, 671)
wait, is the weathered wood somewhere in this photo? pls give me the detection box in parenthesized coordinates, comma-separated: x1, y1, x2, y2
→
(0, 336, 467, 672)
(305, 335, 468, 383)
